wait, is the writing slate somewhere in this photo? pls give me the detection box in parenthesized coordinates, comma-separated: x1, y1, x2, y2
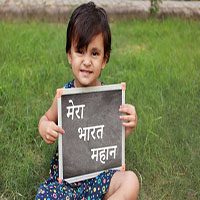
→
(57, 83, 125, 183)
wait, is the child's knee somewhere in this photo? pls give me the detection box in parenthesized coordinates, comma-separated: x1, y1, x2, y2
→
(125, 171, 140, 191)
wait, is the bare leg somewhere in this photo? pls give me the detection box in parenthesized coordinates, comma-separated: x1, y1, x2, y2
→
(104, 171, 139, 200)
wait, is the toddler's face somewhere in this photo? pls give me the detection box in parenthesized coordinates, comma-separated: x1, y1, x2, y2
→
(68, 33, 106, 87)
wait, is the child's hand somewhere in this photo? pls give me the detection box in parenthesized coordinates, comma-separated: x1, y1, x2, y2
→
(119, 104, 138, 137)
(39, 116, 65, 144)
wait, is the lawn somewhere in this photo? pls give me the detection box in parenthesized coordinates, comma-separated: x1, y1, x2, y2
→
(0, 18, 199, 199)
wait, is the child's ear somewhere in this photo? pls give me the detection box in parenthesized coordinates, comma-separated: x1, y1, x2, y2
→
(67, 52, 72, 64)
(101, 61, 106, 70)
(101, 57, 107, 70)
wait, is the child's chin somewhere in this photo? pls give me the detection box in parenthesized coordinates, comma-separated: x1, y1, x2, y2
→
(78, 81, 91, 87)
(78, 79, 93, 87)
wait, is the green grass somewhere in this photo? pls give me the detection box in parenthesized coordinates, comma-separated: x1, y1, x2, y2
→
(0, 18, 200, 199)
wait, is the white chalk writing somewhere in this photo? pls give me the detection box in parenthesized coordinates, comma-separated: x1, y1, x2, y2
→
(91, 145, 117, 164)
(65, 98, 118, 165)
(78, 125, 104, 141)
(66, 99, 85, 120)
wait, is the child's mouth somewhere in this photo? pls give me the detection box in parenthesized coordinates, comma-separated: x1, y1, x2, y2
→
(80, 69, 92, 76)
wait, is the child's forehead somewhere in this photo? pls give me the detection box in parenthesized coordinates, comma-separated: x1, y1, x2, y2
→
(72, 33, 104, 49)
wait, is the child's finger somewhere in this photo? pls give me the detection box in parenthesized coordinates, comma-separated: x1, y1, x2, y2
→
(55, 126, 65, 135)
(45, 134, 56, 144)
(50, 121, 65, 134)
(48, 130, 59, 139)
(119, 104, 136, 115)
(122, 121, 136, 128)
(120, 115, 136, 122)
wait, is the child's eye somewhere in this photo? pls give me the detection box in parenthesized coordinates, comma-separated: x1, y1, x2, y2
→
(76, 49, 84, 54)
(92, 51, 99, 57)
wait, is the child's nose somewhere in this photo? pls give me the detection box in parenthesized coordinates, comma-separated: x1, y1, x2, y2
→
(83, 55, 92, 67)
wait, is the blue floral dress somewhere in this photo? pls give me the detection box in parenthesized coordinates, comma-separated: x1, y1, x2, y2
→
(35, 80, 116, 200)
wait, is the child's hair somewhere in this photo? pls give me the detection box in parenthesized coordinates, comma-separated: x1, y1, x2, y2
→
(66, 1, 111, 63)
